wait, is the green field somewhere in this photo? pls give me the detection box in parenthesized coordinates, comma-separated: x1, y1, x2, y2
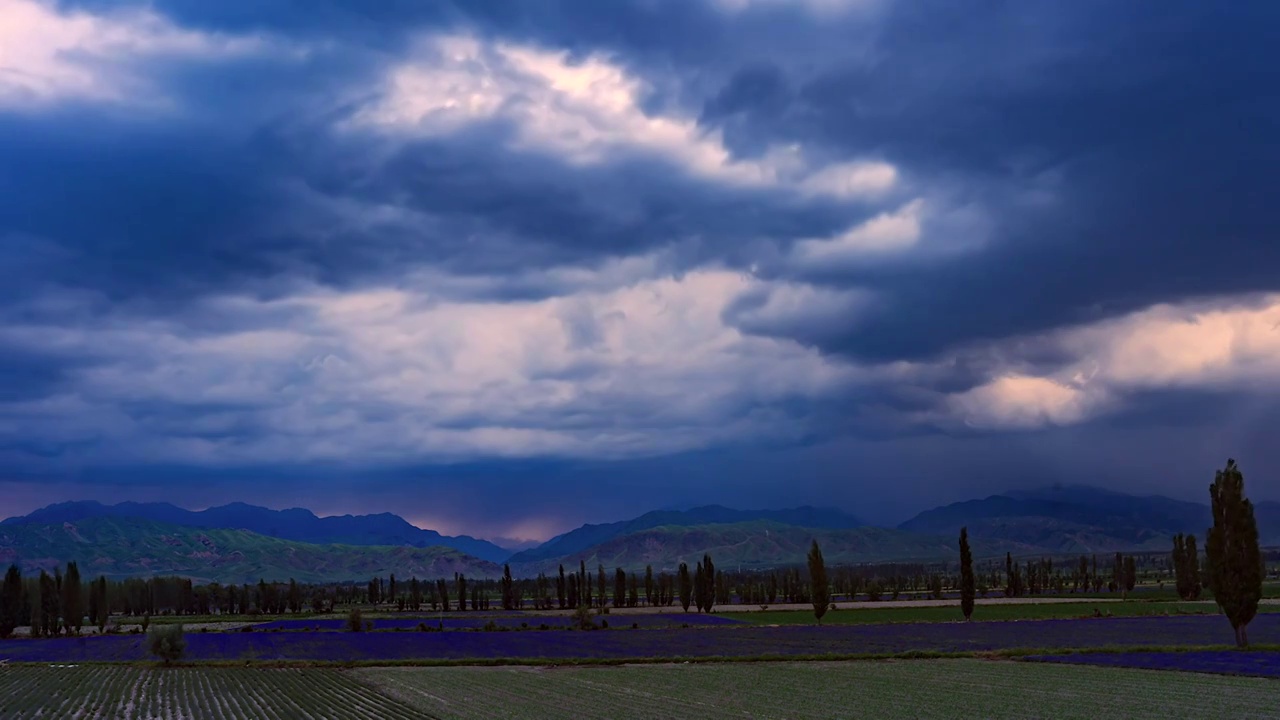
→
(1, 661, 1277, 718)
(739, 600, 1280, 626)
(358, 661, 1278, 719)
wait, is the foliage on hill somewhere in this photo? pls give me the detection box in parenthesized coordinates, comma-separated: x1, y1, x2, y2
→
(898, 486, 1280, 553)
(514, 520, 1034, 575)
(2, 501, 512, 563)
(507, 505, 863, 565)
(0, 517, 502, 584)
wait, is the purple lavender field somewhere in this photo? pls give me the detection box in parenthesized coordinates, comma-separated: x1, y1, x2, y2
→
(3, 614, 1277, 664)
(252, 613, 743, 632)
(1027, 650, 1280, 678)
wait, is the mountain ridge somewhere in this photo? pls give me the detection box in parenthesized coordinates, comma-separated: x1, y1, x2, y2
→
(0, 516, 502, 584)
(1, 500, 512, 563)
(506, 504, 864, 565)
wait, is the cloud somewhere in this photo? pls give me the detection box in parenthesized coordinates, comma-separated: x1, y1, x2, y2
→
(791, 198, 924, 265)
(0, 0, 277, 109)
(0, 270, 862, 466)
(708, 0, 876, 17)
(352, 33, 896, 199)
(943, 295, 1280, 430)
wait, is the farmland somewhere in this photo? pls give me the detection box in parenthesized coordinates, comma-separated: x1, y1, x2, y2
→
(3, 612, 1278, 664)
(1, 660, 1277, 719)
(356, 660, 1280, 719)
(0, 666, 422, 719)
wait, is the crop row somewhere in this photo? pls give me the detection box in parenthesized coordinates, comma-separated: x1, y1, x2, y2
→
(0, 666, 422, 719)
(355, 659, 1280, 719)
(1027, 650, 1280, 678)
(2, 614, 1275, 663)
(252, 612, 742, 631)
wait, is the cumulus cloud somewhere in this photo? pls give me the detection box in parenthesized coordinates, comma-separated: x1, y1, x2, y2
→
(0, 0, 276, 109)
(351, 33, 896, 199)
(943, 295, 1280, 430)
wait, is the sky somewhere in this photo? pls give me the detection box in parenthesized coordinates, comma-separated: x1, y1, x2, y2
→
(1, 0, 1277, 543)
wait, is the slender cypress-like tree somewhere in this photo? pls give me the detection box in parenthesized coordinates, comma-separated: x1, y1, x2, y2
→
(694, 563, 706, 613)
(456, 574, 467, 612)
(501, 565, 514, 610)
(644, 565, 654, 607)
(1207, 458, 1264, 647)
(1185, 535, 1202, 600)
(1124, 556, 1137, 593)
(580, 561, 591, 609)
(557, 565, 566, 609)
(0, 565, 20, 638)
(96, 576, 109, 629)
(60, 562, 82, 635)
(1172, 534, 1189, 598)
(614, 568, 626, 608)
(677, 562, 692, 612)
(808, 540, 829, 624)
(959, 527, 975, 620)
(702, 554, 716, 613)
(596, 565, 606, 610)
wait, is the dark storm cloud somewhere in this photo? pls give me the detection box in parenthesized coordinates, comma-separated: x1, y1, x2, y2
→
(2, 0, 1278, 535)
(694, 0, 1280, 360)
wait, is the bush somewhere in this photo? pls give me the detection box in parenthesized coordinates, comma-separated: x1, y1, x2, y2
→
(346, 607, 363, 632)
(147, 623, 186, 665)
(573, 604, 595, 630)
(865, 581, 883, 602)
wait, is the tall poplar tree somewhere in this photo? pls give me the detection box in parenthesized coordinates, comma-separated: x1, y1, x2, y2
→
(959, 527, 975, 620)
(0, 565, 20, 638)
(807, 540, 829, 624)
(702, 554, 716, 613)
(62, 562, 82, 635)
(1207, 458, 1264, 647)
(677, 562, 692, 612)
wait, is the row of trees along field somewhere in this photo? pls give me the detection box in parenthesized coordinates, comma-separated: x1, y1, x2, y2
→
(0, 461, 1267, 644)
(949, 458, 1266, 646)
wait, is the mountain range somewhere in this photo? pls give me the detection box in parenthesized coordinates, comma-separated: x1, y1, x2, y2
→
(1, 501, 511, 563)
(0, 516, 500, 584)
(2, 486, 1277, 582)
(506, 505, 864, 565)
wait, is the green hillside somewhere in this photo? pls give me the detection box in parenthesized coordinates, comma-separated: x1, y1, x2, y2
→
(0, 517, 502, 584)
(514, 520, 1037, 575)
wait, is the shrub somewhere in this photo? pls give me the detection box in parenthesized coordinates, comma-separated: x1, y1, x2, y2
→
(573, 604, 595, 630)
(866, 581, 883, 602)
(147, 623, 186, 665)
